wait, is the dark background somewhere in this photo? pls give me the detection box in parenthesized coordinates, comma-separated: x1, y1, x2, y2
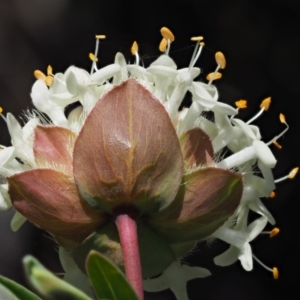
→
(0, 0, 299, 299)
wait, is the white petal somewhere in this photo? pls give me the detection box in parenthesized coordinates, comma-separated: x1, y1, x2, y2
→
(178, 101, 204, 132)
(178, 67, 200, 80)
(248, 198, 276, 225)
(238, 243, 253, 271)
(217, 146, 257, 169)
(213, 102, 238, 116)
(253, 140, 277, 168)
(90, 64, 120, 84)
(31, 79, 51, 112)
(231, 118, 258, 140)
(49, 73, 67, 94)
(22, 118, 39, 140)
(113, 52, 128, 84)
(214, 246, 240, 266)
(0, 184, 11, 210)
(212, 227, 246, 249)
(246, 216, 268, 242)
(0, 146, 16, 168)
(182, 264, 211, 279)
(147, 65, 178, 78)
(258, 160, 276, 193)
(150, 54, 177, 69)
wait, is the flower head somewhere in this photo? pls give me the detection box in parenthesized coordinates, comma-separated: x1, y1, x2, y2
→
(0, 27, 297, 299)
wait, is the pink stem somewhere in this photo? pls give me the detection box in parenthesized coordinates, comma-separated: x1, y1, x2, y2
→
(115, 214, 144, 300)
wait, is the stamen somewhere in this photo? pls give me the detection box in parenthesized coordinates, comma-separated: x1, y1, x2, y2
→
(267, 114, 289, 146)
(159, 38, 168, 52)
(208, 51, 226, 85)
(252, 254, 279, 279)
(246, 97, 271, 124)
(0, 106, 6, 122)
(47, 65, 53, 76)
(275, 167, 299, 183)
(235, 100, 247, 109)
(191, 36, 204, 42)
(90, 34, 106, 74)
(160, 27, 175, 56)
(131, 41, 140, 65)
(206, 72, 222, 81)
(34, 70, 46, 81)
(189, 41, 204, 69)
(261, 227, 280, 237)
(273, 141, 282, 149)
(270, 191, 276, 198)
(89, 53, 98, 62)
(160, 27, 175, 42)
(45, 76, 53, 87)
(215, 52, 226, 69)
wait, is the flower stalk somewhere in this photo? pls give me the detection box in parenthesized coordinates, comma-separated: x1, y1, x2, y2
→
(115, 214, 143, 300)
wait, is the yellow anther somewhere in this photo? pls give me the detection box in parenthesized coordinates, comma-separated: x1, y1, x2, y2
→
(273, 267, 279, 280)
(95, 35, 106, 39)
(206, 72, 222, 81)
(131, 41, 139, 55)
(45, 76, 53, 87)
(260, 97, 271, 111)
(235, 100, 247, 109)
(47, 65, 53, 75)
(288, 167, 299, 179)
(159, 38, 168, 52)
(200, 42, 205, 46)
(279, 113, 286, 123)
(34, 70, 46, 81)
(270, 191, 276, 198)
(89, 53, 98, 62)
(270, 227, 280, 238)
(191, 36, 204, 42)
(160, 27, 175, 42)
(273, 140, 282, 149)
(215, 51, 226, 69)
(0, 107, 3, 114)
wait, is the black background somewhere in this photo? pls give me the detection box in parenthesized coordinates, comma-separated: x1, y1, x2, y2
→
(0, 1, 299, 299)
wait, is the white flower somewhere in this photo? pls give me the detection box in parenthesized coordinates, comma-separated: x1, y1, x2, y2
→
(144, 260, 211, 300)
(214, 209, 268, 271)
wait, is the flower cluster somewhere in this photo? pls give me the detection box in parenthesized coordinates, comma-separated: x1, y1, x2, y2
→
(0, 27, 297, 299)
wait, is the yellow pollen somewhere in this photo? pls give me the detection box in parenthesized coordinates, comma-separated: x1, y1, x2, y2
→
(131, 41, 139, 55)
(34, 70, 46, 81)
(270, 191, 276, 198)
(45, 76, 53, 87)
(273, 267, 279, 280)
(206, 72, 222, 81)
(273, 140, 282, 149)
(159, 38, 168, 52)
(89, 53, 98, 62)
(288, 167, 299, 179)
(270, 227, 280, 238)
(215, 51, 226, 69)
(47, 65, 53, 75)
(235, 100, 247, 109)
(260, 97, 271, 111)
(0, 106, 3, 114)
(160, 27, 175, 42)
(279, 113, 286, 123)
(191, 36, 204, 42)
(95, 35, 106, 39)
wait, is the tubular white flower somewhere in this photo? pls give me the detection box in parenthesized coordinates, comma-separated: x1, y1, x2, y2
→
(214, 209, 268, 271)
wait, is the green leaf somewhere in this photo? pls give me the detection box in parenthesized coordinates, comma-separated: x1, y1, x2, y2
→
(74, 221, 175, 279)
(86, 250, 139, 300)
(23, 255, 93, 300)
(0, 275, 41, 300)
